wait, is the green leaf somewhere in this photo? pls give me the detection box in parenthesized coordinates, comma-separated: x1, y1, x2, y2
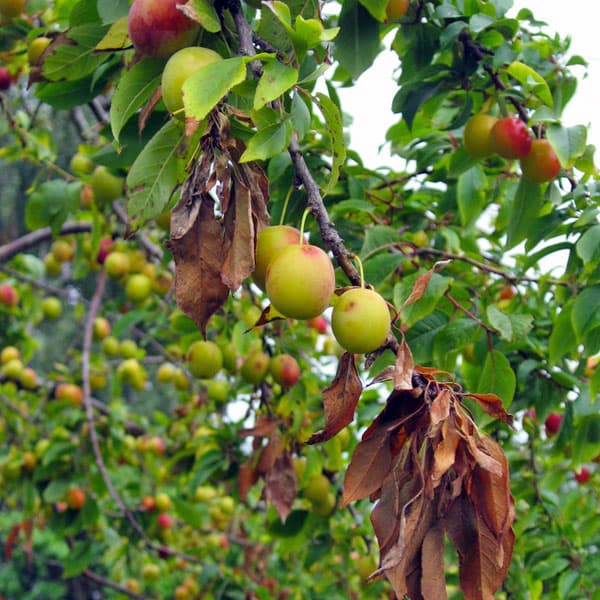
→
(254, 61, 298, 110)
(173, 497, 205, 526)
(393, 272, 451, 327)
(433, 317, 482, 368)
(126, 120, 185, 232)
(546, 123, 587, 168)
(26, 180, 80, 236)
(183, 57, 247, 122)
(576, 224, 600, 267)
(313, 92, 346, 196)
(35, 76, 106, 109)
(457, 165, 487, 226)
(43, 479, 70, 503)
(505, 178, 544, 249)
(43, 25, 109, 81)
(406, 311, 450, 364)
(358, 0, 387, 21)
(487, 305, 513, 341)
(573, 415, 600, 464)
(359, 225, 401, 259)
(240, 120, 293, 162)
(96, 0, 129, 23)
(333, 0, 381, 80)
(529, 556, 570, 581)
(477, 350, 516, 406)
(189, 0, 221, 33)
(290, 92, 311, 141)
(506, 60, 553, 107)
(363, 254, 405, 288)
(110, 59, 163, 144)
(62, 541, 92, 578)
(572, 285, 600, 342)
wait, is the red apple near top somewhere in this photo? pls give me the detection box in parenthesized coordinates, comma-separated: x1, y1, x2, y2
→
(0, 283, 19, 306)
(127, 0, 200, 59)
(544, 412, 562, 436)
(491, 116, 532, 159)
(575, 467, 590, 484)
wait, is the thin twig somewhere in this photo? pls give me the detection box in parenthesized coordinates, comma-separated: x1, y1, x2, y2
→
(0, 390, 36, 423)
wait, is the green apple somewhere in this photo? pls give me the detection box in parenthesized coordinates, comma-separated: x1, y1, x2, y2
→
(125, 273, 152, 304)
(206, 379, 229, 403)
(266, 244, 335, 320)
(69, 152, 95, 176)
(104, 251, 130, 279)
(41, 296, 62, 320)
(187, 340, 222, 378)
(91, 166, 124, 204)
(1, 346, 20, 364)
(303, 472, 330, 503)
(253, 225, 302, 290)
(240, 350, 270, 384)
(156, 362, 176, 384)
(161, 46, 223, 115)
(92, 317, 111, 340)
(51, 239, 74, 262)
(463, 113, 498, 158)
(331, 287, 390, 353)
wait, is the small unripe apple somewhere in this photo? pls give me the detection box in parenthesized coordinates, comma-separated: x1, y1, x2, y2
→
(544, 412, 562, 436)
(194, 485, 217, 503)
(386, 0, 409, 20)
(101, 336, 120, 356)
(1, 346, 20, 364)
(269, 354, 300, 387)
(187, 340, 222, 378)
(331, 287, 390, 354)
(311, 491, 336, 517)
(356, 554, 377, 579)
(44, 252, 62, 276)
(1, 358, 23, 379)
(155, 210, 171, 232)
(90, 166, 124, 204)
(463, 113, 498, 158)
(173, 368, 190, 390)
(155, 492, 172, 512)
(28, 36, 51, 64)
(161, 46, 223, 115)
(266, 244, 335, 320)
(206, 379, 229, 403)
(66, 486, 86, 510)
(156, 362, 177, 384)
(412, 230, 429, 248)
(125, 273, 152, 304)
(51, 239, 74, 262)
(104, 251, 130, 279)
(575, 467, 590, 484)
(19, 367, 37, 389)
(22, 450, 37, 472)
(117, 358, 146, 389)
(128, 0, 200, 59)
(253, 225, 302, 290)
(303, 473, 330, 503)
(0, 0, 25, 18)
(41, 296, 62, 320)
(240, 350, 270, 384)
(221, 342, 240, 373)
(520, 138, 561, 183)
(125, 579, 141, 594)
(490, 116, 532, 159)
(92, 317, 111, 340)
(89, 370, 106, 391)
(69, 152, 94, 176)
(142, 563, 161, 581)
(56, 383, 83, 406)
(0, 283, 19, 306)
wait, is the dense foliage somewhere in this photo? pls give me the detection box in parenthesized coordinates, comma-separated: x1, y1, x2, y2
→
(1, 0, 600, 598)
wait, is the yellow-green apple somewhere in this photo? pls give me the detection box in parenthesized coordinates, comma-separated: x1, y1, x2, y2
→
(104, 251, 130, 279)
(92, 317, 111, 340)
(1, 346, 20, 364)
(125, 273, 152, 304)
(56, 383, 83, 406)
(51, 239, 74, 262)
(41, 296, 62, 319)
(269, 354, 300, 387)
(253, 225, 302, 290)
(127, 0, 200, 58)
(520, 138, 560, 183)
(69, 152, 94, 176)
(463, 113, 498, 158)
(331, 287, 390, 353)
(240, 350, 270, 384)
(266, 244, 335, 319)
(161, 46, 223, 115)
(187, 340, 222, 378)
(28, 36, 51, 64)
(490, 116, 532, 159)
(90, 166, 124, 204)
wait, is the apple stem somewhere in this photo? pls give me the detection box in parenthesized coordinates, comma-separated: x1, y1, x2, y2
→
(279, 185, 294, 226)
(299, 208, 311, 244)
(353, 254, 365, 289)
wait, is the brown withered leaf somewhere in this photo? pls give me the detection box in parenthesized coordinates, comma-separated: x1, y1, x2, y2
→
(464, 392, 514, 425)
(446, 496, 514, 600)
(420, 523, 448, 600)
(139, 85, 163, 136)
(397, 262, 450, 315)
(256, 431, 282, 476)
(307, 352, 362, 445)
(166, 194, 228, 337)
(265, 452, 297, 523)
(342, 425, 393, 506)
(238, 417, 280, 438)
(238, 459, 259, 503)
(431, 418, 461, 483)
(245, 304, 286, 330)
(429, 388, 451, 427)
(394, 338, 415, 390)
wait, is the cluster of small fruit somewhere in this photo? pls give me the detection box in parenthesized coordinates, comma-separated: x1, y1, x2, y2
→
(463, 114, 561, 183)
(254, 225, 392, 355)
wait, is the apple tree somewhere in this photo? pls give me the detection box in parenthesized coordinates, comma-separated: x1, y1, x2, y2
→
(1, 0, 600, 598)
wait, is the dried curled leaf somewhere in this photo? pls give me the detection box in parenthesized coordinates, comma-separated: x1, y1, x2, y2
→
(265, 452, 297, 523)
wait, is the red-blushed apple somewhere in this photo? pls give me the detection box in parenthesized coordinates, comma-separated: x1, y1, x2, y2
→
(307, 315, 328, 334)
(187, 340, 223, 378)
(240, 350, 270, 384)
(463, 113, 498, 158)
(96, 238, 114, 264)
(386, 0, 409, 20)
(19, 367, 37, 389)
(140, 495, 157, 512)
(266, 244, 335, 320)
(66, 486, 86, 510)
(490, 116, 532, 159)
(157, 513, 173, 529)
(253, 225, 302, 290)
(269, 354, 300, 387)
(331, 287, 391, 354)
(161, 46, 223, 115)
(0, 283, 19, 306)
(128, 0, 200, 59)
(56, 383, 83, 406)
(575, 467, 590, 484)
(544, 412, 562, 436)
(499, 285, 517, 301)
(0, 67, 12, 91)
(520, 138, 561, 183)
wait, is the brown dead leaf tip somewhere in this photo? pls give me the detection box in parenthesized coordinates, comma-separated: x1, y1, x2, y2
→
(343, 371, 515, 599)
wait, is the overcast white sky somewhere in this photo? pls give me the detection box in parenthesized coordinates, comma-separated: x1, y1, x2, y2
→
(340, 0, 600, 169)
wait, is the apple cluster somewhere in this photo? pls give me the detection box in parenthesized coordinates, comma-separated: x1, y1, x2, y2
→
(463, 114, 561, 183)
